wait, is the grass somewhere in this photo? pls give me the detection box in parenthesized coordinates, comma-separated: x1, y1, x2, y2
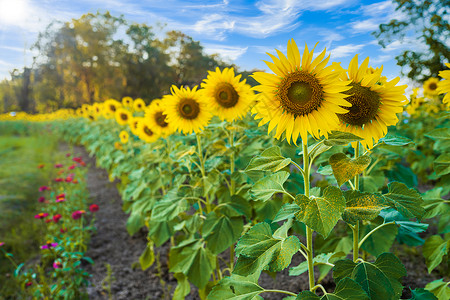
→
(0, 133, 59, 296)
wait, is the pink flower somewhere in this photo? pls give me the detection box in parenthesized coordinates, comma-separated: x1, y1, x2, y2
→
(25, 282, 32, 287)
(41, 242, 58, 249)
(0, 242, 5, 247)
(39, 186, 50, 192)
(66, 153, 71, 157)
(89, 204, 99, 213)
(72, 210, 85, 220)
(68, 164, 76, 170)
(60, 228, 67, 233)
(73, 157, 82, 163)
(56, 193, 65, 199)
(54, 178, 64, 182)
(53, 214, 62, 223)
(55, 164, 63, 168)
(55, 198, 65, 203)
(53, 261, 63, 269)
(65, 177, 73, 183)
(38, 197, 46, 203)
(34, 213, 49, 219)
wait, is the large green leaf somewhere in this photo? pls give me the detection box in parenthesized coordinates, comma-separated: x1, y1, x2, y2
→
(425, 279, 450, 300)
(273, 203, 301, 222)
(382, 182, 425, 220)
(151, 190, 189, 221)
(173, 273, 190, 300)
(245, 146, 291, 172)
(294, 186, 345, 237)
(250, 171, 290, 201)
(233, 223, 301, 276)
(425, 128, 450, 140)
(296, 278, 369, 300)
(342, 190, 387, 225)
(434, 153, 450, 176)
(381, 209, 428, 246)
(147, 219, 174, 247)
(324, 131, 363, 146)
(422, 235, 449, 273)
(360, 222, 398, 256)
(203, 212, 243, 255)
(329, 153, 371, 186)
(409, 288, 438, 300)
(379, 134, 413, 146)
(207, 275, 264, 300)
(333, 253, 406, 300)
(169, 238, 216, 289)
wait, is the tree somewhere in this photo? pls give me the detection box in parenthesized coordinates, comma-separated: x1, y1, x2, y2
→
(373, 0, 450, 82)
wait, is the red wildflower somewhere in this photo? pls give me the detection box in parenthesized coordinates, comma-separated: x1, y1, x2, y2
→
(34, 213, 49, 219)
(25, 282, 32, 287)
(72, 210, 85, 220)
(54, 178, 64, 182)
(60, 228, 67, 233)
(53, 214, 62, 223)
(45, 219, 52, 223)
(73, 157, 82, 163)
(53, 261, 63, 269)
(66, 153, 71, 157)
(38, 196, 45, 203)
(55, 164, 63, 168)
(56, 193, 65, 199)
(72, 179, 79, 184)
(37, 164, 45, 169)
(39, 186, 50, 192)
(68, 164, 76, 170)
(89, 204, 99, 212)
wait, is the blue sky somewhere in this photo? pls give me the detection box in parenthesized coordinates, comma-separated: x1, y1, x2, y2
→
(0, 0, 419, 86)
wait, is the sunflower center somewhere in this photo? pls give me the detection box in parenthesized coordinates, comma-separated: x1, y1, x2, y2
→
(155, 112, 168, 127)
(338, 82, 381, 126)
(143, 126, 153, 136)
(278, 71, 323, 116)
(178, 98, 200, 120)
(214, 82, 239, 108)
(429, 83, 437, 90)
(110, 105, 116, 112)
(120, 113, 128, 121)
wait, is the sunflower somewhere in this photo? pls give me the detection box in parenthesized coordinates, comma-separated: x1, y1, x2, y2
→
(144, 102, 173, 137)
(104, 99, 121, 116)
(115, 108, 132, 126)
(119, 130, 129, 144)
(163, 86, 212, 134)
(129, 116, 143, 136)
(251, 39, 351, 144)
(92, 103, 103, 116)
(423, 77, 440, 96)
(137, 119, 160, 143)
(201, 67, 254, 122)
(337, 55, 408, 149)
(438, 63, 450, 105)
(133, 98, 146, 111)
(122, 96, 134, 107)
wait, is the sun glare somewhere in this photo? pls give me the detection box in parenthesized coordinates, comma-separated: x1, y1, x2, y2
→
(0, 0, 28, 25)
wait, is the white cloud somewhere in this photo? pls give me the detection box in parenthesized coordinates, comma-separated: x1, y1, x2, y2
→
(203, 44, 248, 61)
(330, 44, 365, 58)
(370, 54, 392, 65)
(0, 59, 13, 66)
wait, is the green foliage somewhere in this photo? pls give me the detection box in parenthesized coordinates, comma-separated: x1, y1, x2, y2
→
(139, 241, 155, 271)
(250, 171, 290, 202)
(333, 253, 406, 300)
(422, 235, 449, 273)
(294, 186, 345, 237)
(382, 182, 425, 220)
(329, 153, 371, 187)
(208, 275, 264, 300)
(425, 279, 450, 300)
(341, 190, 387, 225)
(297, 278, 369, 300)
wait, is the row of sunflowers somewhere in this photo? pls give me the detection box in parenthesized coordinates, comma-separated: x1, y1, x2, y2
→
(1, 40, 449, 299)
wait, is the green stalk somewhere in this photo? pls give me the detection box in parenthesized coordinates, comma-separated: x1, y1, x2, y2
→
(302, 141, 315, 291)
(353, 142, 360, 262)
(229, 125, 236, 196)
(196, 134, 211, 213)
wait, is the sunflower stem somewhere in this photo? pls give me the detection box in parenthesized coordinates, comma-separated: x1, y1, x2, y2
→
(352, 142, 360, 262)
(229, 123, 236, 196)
(196, 134, 211, 213)
(302, 140, 315, 291)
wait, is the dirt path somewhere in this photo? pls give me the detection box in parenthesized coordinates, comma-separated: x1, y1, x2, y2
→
(74, 146, 179, 300)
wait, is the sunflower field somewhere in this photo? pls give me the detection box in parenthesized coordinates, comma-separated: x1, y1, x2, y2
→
(0, 35, 449, 300)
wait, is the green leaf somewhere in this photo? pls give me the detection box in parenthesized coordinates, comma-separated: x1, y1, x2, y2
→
(151, 190, 189, 221)
(425, 279, 450, 300)
(383, 182, 425, 220)
(169, 239, 215, 289)
(218, 195, 252, 218)
(323, 278, 369, 300)
(342, 190, 387, 225)
(233, 223, 301, 276)
(425, 128, 450, 140)
(289, 252, 345, 276)
(147, 219, 174, 247)
(173, 273, 190, 300)
(422, 188, 450, 219)
(294, 186, 345, 237)
(207, 276, 264, 300)
(296, 291, 320, 300)
(379, 133, 413, 146)
(139, 241, 155, 271)
(422, 235, 449, 273)
(203, 212, 243, 255)
(409, 288, 438, 300)
(324, 131, 363, 146)
(434, 153, 450, 176)
(273, 203, 300, 222)
(333, 253, 406, 300)
(329, 153, 371, 186)
(360, 222, 398, 256)
(381, 209, 428, 246)
(245, 146, 291, 172)
(250, 171, 290, 202)
(126, 213, 144, 236)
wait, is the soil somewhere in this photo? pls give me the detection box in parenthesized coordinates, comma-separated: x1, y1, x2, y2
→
(73, 145, 446, 300)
